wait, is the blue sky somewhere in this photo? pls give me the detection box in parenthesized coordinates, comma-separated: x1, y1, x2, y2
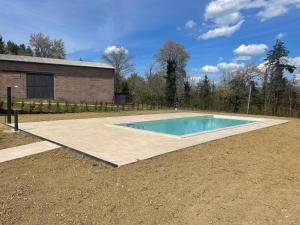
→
(1, 0, 300, 80)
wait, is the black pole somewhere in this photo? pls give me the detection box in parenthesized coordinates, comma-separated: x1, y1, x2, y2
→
(14, 111, 19, 131)
(7, 87, 12, 124)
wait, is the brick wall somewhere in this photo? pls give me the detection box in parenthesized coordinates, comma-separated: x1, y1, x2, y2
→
(0, 61, 114, 102)
(0, 72, 27, 98)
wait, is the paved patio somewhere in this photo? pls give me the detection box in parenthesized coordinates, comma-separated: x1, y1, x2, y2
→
(17, 113, 288, 167)
(0, 141, 59, 163)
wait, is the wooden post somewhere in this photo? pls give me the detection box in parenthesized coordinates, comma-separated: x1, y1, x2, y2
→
(7, 87, 12, 124)
(14, 111, 19, 131)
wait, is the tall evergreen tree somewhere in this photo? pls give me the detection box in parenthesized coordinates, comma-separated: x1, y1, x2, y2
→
(165, 60, 177, 106)
(264, 40, 296, 114)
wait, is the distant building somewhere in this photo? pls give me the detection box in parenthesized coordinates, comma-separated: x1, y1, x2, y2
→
(0, 54, 114, 102)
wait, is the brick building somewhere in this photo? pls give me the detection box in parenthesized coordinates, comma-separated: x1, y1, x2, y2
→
(0, 54, 115, 102)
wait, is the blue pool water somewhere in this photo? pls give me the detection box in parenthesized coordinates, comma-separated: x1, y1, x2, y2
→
(120, 116, 256, 136)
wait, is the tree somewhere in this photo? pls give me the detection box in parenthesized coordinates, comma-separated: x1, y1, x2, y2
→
(6, 41, 19, 55)
(165, 60, 177, 105)
(101, 46, 134, 92)
(17, 44, 34, 56)
(264, 40, 296, 114)
(228, 73, 247, 113)
(29, 32, 66, 59)
(0, 35, 6, 54)
(144, 64, 165, 102)
(50, 39, 65, 59)
(183, 79, 191, 105)
(0, 34, 34, 56)
(155, 41, 190, 105)
(127, 73, 146, 102)
(198, 75, 212, 109)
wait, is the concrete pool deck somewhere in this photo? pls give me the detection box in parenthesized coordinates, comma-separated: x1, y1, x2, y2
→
(17, 113, 288, 167)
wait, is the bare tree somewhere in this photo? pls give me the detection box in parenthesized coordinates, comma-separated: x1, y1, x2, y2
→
(29, 32, 65, 59)
(101, 46, 134, 92)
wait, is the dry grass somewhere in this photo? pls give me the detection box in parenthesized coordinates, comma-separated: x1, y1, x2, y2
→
(0, 111, 299, 224)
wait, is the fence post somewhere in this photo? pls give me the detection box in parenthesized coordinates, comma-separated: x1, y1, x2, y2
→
(14, 110, 19, 131)
(7, 87, 12, 124)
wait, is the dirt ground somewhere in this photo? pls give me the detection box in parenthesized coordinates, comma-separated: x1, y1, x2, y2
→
(0, 123, 39, 150)
(0, 112, 299, 225)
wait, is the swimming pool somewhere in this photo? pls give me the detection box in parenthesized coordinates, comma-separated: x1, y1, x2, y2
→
(120, 115, 256, 137)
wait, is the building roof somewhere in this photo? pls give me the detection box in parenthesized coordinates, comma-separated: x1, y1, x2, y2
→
(0, 54, 114, 69)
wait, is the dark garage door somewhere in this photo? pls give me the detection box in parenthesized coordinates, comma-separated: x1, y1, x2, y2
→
(27, 73, 54, 99)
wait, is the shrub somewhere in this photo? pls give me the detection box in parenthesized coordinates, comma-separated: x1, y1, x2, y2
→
(29, 102, 36, 113)
(20, 101, 25, 112)
(71, 103, 76, 113)
(47, 100, 51, 113)
(38, 101, 43, 113)
(190, 98, 203, 109)
(65, 101, 69, 113)
(56, 101, 60, 113)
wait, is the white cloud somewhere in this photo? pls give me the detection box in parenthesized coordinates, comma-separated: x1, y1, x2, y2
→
(257, 61, 267, 73)
(233, 55, 252, 61)
(257, 0, 300, 21)
(189, 76, 202, 83)
(201, 65, 220, 73)
(199, 20, 244, 40)
(214, 12, 243, 25)
(296, 74, 300, 80)
(185, 20, 197, 29)
(258, 5, 287, 21)
(234, 44, 268, 56)
(104, 46, 129, 54)
(218, 62, 245, 71)
(200, 0, 300, 39)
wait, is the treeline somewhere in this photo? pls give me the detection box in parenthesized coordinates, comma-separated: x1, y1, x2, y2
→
(0, 33, 65, 59)
(101, 40, 299, 117)
(1, 33, 299, 117)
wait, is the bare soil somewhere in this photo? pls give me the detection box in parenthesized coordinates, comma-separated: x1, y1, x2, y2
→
(0, 113, 299, 225)
(0, 123, 39, 150)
